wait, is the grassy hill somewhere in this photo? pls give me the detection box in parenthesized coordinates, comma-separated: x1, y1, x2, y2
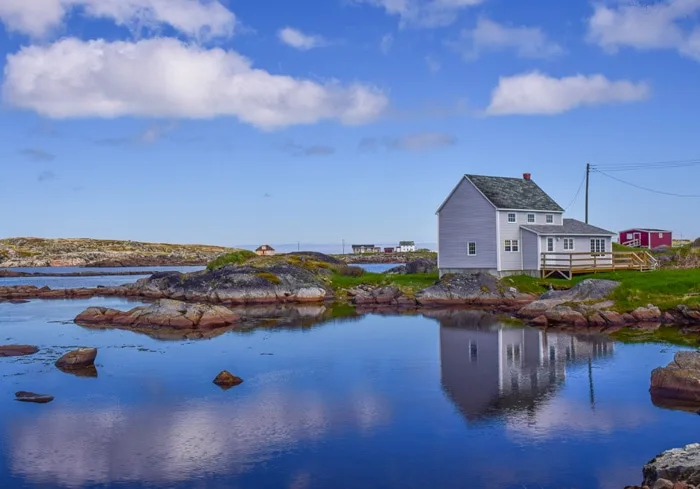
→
(0, 237, 235, 268)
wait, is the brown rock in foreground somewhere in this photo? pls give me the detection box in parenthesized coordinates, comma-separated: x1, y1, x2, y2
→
(15, 391, 54, 404)
(650, 351, 700, 406)
(55, 348, 98, 370)
(213, 370, 243, 388)
(75, 299, 240, 330)
(0, 345, 39, 357)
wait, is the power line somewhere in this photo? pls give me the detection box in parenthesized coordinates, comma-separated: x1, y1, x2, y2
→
(564, 168, 587, 211)
(593, 169, 700, 198)
(592, 158, 700, 172)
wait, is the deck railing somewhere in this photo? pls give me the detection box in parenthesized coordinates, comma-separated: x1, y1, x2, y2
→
(540, 251, 657, 279)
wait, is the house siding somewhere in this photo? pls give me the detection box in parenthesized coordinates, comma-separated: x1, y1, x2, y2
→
(521, 229, 540, 271)
(438, 178, 497, 272)
(497, 211, 560, 271)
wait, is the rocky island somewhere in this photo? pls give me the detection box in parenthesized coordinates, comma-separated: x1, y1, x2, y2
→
(0, 237, 235, 268)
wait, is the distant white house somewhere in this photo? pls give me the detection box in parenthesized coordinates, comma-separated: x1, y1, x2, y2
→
(397, 241, 416, 253)
(436, 173, 617, 278)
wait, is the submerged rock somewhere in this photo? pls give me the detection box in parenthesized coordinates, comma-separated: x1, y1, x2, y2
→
(0, 345, 39, 357)
(650, 351, 700, 406)
(15, 391, 54, 404)
(416, 272, 533, 307)
(55, 348, 97, 370)
(75, 300, 240, 330)
(213, 370, 243, 389)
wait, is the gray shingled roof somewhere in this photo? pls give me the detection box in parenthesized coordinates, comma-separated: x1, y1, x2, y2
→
(466, 174, 564, 212)
(521, 219, 615, 236)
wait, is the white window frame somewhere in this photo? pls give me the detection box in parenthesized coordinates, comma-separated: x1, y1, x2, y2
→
(546, 214, 554, 224)
(505, 239, 519, 252)
(507, 213, 516, 223)
(467, 242, 476, 256)
(626, 233, 634, 240)
(590, 238, 606, 254)
(527, 213, 535, 223)
(658, 232, 663, 239)
(563, 238, 574, 251)
(547, 237, 554, 252)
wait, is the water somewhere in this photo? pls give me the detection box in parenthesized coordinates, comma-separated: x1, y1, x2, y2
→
(0, 266, 204, 290)
(355, 263, 401, 273)
(0, 286, 697, 489)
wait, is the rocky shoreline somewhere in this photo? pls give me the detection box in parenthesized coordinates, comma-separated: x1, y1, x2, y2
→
(337, 252, 436, 264)
(0, 269, 168, 278)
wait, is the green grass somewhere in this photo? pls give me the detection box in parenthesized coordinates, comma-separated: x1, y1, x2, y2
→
(255, 272, 282, 284)
(207, 250, 257, 270)
(330, 271, 439, 296)
(504, 269, 700, 312)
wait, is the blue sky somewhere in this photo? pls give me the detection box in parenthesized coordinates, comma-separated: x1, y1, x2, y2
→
(1, 0, 700, 248)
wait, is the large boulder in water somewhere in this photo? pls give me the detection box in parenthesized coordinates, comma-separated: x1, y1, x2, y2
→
(125, 261, 333, 304)
(0, 345, 39, 357)
(415, 272, 533, 306)
(55, 348, 97, 370)
(650, 351, 700, 407)
(75, 299, 240, 330)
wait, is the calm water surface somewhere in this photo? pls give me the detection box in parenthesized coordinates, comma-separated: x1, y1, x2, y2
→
(0, 280, 697, 489)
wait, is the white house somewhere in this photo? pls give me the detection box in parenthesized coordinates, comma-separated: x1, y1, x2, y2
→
(436, 173, 617, 277)
(397, 241, 416, 252)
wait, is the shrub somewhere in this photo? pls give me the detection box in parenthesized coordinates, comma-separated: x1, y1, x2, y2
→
(207, 250, 257, 270)
(337, 266, 365, 277)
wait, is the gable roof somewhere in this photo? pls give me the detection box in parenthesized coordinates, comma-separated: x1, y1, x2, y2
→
(436, 174, 565, 214)
(256, 244, 274, 251)
(465, 174, 564, 212)
(521, 219, 615, 236)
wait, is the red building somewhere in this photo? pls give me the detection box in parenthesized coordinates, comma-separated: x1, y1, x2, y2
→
(619, 228, 673, 249)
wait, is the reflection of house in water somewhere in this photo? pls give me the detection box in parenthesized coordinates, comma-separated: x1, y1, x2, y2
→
(436, 310, 614, 422)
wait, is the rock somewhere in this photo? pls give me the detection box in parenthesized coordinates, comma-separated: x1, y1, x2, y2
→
(352, 286, 412, 306)
(633, 305, 663, 322)
(643, 443, 700, 487)
(622, 313, 637, 323)
(15, 391, 54, 404)
(653, 480, 675, 489)
(385, 257, 437, 275)
(518, 299, 564, 319)
(678, 306, 700, 322)
(75, 300, 240, 330)
(416, 272, 533, 307)
(672, 482, 690, 489)
(59, 365, 98, 378)
(587, 312, 607, 327)
(540, 279, 620, 301)
(650, 351, 700, 405)
(600, 310, 625, 325)
(213, 370, 243, 388)
(55, 348, 97, 370)
(0, 345, 39, 357)
(544, 305, 588, 327)
(126, 260, 334, 304)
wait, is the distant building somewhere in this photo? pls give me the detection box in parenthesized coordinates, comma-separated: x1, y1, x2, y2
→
(384, 247, 395, 253)
(255, 244, 275, 256)
(619, 228, 673, 249)
(398, 241, 416, 252)
(351, 244, 378, 254)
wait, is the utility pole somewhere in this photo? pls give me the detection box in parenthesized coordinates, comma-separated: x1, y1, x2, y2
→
(297, 241, 300, 252)
(585, 163, 591, 224)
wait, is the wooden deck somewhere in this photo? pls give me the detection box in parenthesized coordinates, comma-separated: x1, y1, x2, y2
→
(541, 251, 658, 279)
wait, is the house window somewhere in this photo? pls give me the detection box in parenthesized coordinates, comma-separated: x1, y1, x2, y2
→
(547, 237, 554, 252)
(527, 213, 535, 223)
(546, 214, 554, 224)
(504, 240, 520, 252)
(467, 242, 476, 256)
(590, 238, 606, 254)
(563, 238, 574, 251)
(507, 213, 516, 223)
(626, 233, 634, 240)
(658, 232, 663, 238)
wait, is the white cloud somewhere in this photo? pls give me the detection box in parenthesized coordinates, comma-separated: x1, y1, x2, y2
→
(485, 71, 650, 116)
(454, 17, 564, 59)
(354, 0, 484, 28)
(587, 0, 700, 60)
(2, 38, 388, 130)
(278, 27, 327, 50)
(380, 33, 394, 54)
(0, 0, 235, 39)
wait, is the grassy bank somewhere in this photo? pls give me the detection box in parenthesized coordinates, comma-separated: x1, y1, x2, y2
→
(330, 271, 439, 297)
(505, 269, 700, 311)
